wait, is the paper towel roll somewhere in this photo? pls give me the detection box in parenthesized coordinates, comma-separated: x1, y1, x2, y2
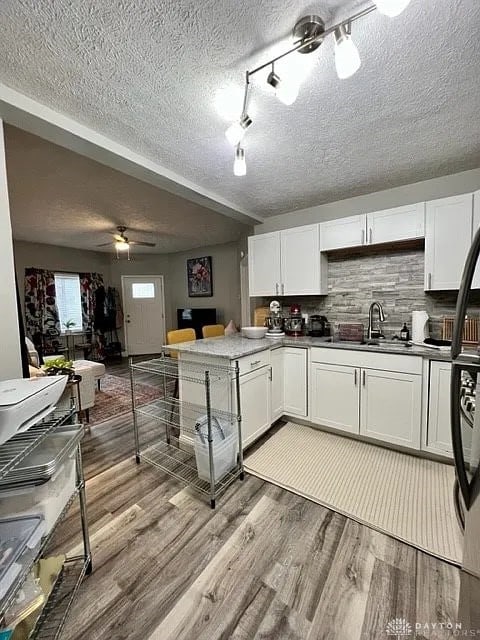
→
(412, 311, 429, 343)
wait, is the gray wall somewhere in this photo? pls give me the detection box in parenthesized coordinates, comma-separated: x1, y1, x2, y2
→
(255, 168, 480, 233)
(167, 241, 242, 329)
(254, 246, 480, 340)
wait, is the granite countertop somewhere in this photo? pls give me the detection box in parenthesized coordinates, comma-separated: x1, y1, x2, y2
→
(163, 334, 454, 361)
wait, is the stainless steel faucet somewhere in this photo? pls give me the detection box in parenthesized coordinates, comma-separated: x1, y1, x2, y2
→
(367, 301, 386, 340)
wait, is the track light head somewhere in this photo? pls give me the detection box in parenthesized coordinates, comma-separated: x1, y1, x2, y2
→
(334, 24, 361, 79)
(373, 0, 411, 17)
(267, 70, 299, 106)
(233, 146, 246, 177)
(225, 115, 252, 146)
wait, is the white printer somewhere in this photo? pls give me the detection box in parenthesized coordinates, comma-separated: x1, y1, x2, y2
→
(0, 376, 68, 446)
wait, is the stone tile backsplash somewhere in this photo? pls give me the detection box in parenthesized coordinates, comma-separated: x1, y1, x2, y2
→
(256, 247, 480, 339)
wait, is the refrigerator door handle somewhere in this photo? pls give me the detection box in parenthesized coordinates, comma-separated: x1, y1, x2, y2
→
(451, 364, 472, 509)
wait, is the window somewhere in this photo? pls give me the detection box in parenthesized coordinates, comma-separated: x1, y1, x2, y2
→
(54, 273, 83, 333)
(132, 282, 155, 299)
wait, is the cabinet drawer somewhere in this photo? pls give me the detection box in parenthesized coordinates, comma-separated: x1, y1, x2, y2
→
(237, 350, 271, 375)
(310, 347, 422, 375)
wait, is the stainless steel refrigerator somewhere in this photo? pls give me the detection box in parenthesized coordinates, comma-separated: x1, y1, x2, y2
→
(450, 226, 480, 626)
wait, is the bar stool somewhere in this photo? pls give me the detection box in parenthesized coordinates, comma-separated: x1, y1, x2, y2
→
(202, 324, 225, 338)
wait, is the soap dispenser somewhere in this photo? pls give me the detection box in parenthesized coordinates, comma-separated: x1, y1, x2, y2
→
(400, 323, 410, 341)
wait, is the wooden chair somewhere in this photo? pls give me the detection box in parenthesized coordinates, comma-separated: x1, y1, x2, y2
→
(202, 324, 225, 339)
(166, 329, 196, 428)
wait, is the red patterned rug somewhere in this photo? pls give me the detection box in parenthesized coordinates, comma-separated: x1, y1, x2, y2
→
(89, 374, 162, 425)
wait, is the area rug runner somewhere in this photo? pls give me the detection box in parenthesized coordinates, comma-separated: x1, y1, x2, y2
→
(89, 374, 161, 425)
(244, 422, 463, 564)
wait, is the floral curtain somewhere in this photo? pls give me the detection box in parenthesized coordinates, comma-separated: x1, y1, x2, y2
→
(79, 272, 106, 360)
(24, 268, 61, 354)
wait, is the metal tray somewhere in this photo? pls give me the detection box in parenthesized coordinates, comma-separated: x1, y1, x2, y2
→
(0, 426, 83, 489)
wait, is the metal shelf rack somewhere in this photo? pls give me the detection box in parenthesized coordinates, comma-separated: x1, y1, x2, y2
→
(130, 354, 244, 508)
(0, 405, 92, 639)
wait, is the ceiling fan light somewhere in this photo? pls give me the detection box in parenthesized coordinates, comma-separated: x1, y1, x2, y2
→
(373, 0, 411, 17)
(267, 71, 298, 106)
(233, 146, 246, 177)
(115, 241, 129, 251)
(225, 115, 252, 146)
(334, 25, 361, 79)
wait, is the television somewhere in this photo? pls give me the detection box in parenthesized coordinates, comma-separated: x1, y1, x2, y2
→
(177, 308, 217, 339)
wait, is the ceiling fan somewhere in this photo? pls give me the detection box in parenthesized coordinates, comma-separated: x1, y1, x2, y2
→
(97, 226, 156, 257)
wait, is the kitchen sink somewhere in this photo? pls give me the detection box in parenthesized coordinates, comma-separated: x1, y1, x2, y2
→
(325, 338, 412, 349)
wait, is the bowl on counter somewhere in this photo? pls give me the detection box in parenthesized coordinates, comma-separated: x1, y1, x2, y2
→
(241, 326, 268, 339)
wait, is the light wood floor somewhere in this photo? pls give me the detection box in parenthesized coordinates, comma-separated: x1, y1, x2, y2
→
(49, 360, 463, 640)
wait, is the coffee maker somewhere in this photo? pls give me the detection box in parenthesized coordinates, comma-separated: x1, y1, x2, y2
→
(284, 304, 304, 337)
(309, 315, 329, 337)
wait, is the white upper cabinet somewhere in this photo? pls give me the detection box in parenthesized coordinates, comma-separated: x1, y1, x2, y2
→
(366, 203, 425, 245)
(425, 194, 474, 291)
(248, 225, 327, 297)
(320, 214, 366, 251)
(281, 225, 327, 295)
(472, 191, 480, 289)
(248, 232, 281, 297)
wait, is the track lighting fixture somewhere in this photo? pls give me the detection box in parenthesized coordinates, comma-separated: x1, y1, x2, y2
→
(224, 2, 414, 171)
(373, 0, 411, 17)
(267, 66, 298, 106)
(233, 146, 246, 176)
(225, 115, 252, 146)
(334, 24, 361, 79)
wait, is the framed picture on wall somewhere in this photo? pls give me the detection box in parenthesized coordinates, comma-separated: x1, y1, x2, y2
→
(187, 256, 213, 297)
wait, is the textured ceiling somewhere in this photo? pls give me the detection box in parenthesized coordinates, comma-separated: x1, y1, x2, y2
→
(5, 126, 250, 253)
(1, 0, 480, 218)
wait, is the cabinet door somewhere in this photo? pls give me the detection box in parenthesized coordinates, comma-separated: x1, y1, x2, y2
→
(472, 190, 480, 289)
(271, 348, 284, 421)
(283, 348, 307, 417)
(366, 203, 425, 245)
(426, 361, 452, 456)
(240, 366, 271, 448)
(248, 232, 281, 297)
(425, 194, 473, 290)
(360, 368, 421, 449)
(320, 215, 366, 251)
(280, 225, 327, 295)
(310, 363, 360, 434)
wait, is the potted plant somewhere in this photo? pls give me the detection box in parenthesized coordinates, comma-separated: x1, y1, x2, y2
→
(42, 357, 75, 379)
(63, 319, 76, 334)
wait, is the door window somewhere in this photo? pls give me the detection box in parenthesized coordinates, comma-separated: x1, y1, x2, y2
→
(131, 282, 155, 299)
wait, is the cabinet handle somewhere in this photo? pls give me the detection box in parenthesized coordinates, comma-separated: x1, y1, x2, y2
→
(428, 272, 432, 289)
(276, 283, 279, 295)
(269, 366, 273, 381)
(281, 283, 284, 295)
(361, 229, 365, 245)
(354, 369, 357, 386)
(362, 370, 366, 386)
(369, 228, 372, 244)
(250, 360, 261, 367)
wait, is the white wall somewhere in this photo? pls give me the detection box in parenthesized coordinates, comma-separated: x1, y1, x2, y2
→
(255, 168, 480, 233)
(0, 119, 22, 379)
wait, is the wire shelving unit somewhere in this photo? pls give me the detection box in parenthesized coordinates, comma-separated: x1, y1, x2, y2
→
(130, 354, 244, 508)
(0, 397, 92, 639)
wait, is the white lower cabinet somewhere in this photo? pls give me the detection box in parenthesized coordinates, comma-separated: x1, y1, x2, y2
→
(310, 362, 360, 434)
(271, 348, 284, 421)
(426, 361, 453, 456)
(359, 368, 422, 449)
(240, 365, 272, 449)
(283, 347, 308, 417)
(310, 353, 422, 450)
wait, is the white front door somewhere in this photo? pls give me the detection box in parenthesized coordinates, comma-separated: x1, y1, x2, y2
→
(121, 275, 166, 355)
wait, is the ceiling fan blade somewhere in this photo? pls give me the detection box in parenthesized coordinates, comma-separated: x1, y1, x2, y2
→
(129, 241, 156, 247)
(113, 234, 126, 242)
(97, 242, 114, 247)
